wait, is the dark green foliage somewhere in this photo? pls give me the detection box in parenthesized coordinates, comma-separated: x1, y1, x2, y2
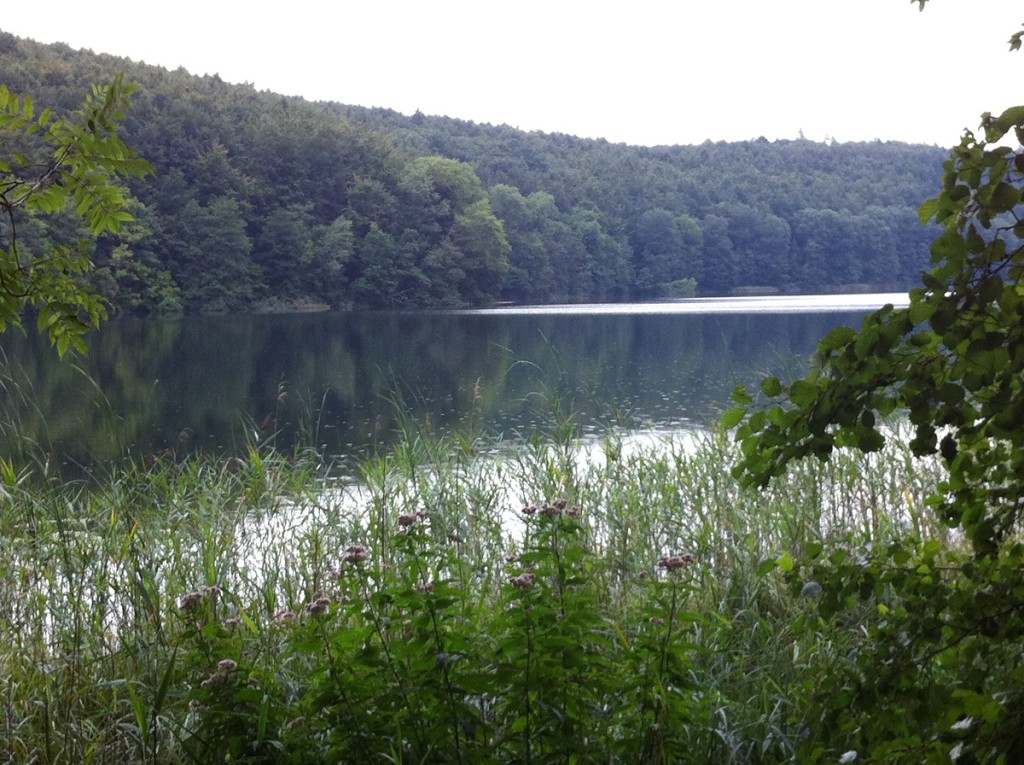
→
(729, 90, 1024, 762)
(728, 4, 1024, 746)
(763, 537, 1024, 764)
(1, 32, 945, 313)
(390, 156, 511, 307)
(489, 184, 558, 302)
(632, 208, 693, 296)
(731, 106, 1024, 555)
(719, 203, 792, 291)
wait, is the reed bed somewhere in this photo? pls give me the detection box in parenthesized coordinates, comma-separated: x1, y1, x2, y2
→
(0, 422, 944, 764)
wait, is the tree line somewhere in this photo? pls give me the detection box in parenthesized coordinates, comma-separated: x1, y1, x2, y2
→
(0, 30, 948, 314)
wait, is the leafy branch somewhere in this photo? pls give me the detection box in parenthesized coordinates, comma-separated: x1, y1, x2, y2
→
(0, 73, 153, 355)
(727, 8, 1024, 759)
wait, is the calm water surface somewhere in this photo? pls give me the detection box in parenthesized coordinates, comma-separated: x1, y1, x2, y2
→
(0, 294, 908, 470)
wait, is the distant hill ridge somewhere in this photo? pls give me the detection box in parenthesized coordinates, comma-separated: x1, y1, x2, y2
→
(0, 29, 948, 314)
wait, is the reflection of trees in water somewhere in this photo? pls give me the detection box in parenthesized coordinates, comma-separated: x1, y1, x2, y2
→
(0, 320, 182, 464)
(0, 310, 867, 469)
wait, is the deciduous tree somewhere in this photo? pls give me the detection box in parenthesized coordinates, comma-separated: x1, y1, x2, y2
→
(726, 6, 1024, 757)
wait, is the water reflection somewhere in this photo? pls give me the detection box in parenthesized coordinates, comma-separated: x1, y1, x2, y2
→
(0, 298, 898, 469)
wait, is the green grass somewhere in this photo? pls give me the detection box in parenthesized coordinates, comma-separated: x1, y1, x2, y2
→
(0, 423, 945, 763)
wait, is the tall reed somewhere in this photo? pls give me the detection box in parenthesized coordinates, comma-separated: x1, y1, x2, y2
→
(0, 416, 943, 763)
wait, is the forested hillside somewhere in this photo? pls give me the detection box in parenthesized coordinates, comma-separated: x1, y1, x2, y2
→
(0, 30, 948, 314)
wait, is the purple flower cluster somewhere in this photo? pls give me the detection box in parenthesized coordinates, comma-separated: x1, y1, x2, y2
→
(657, 553, 695, 571)
(200, 658, 237, 689)
(343, 544, 371, 564)
(305, 589, 332, 615)
(521, 497, 581, 518)
(178, 585, 222, 613)
(510, 572, 536, 589)
(398, 510, 429, 528)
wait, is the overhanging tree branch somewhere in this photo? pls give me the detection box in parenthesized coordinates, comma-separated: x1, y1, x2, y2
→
(0, 73, 153, 355)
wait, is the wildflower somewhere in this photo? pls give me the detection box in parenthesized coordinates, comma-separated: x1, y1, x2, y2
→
(224, 617, 241, 630)
(521, 504, 538, 516)
(510, 572, 536, 589)
(343, 544, 371, 564)
(657, 553, 695, 570)
(200, 672, 227, 690)
(416, 580, 435, 593)
(203, 585, 222, 600)
(273, 608, 296, 623)
(200, 662, 235, 690)
(307, 599, 330, 615)
(306, 596, 332, 615)
(531, 498, 579, 517)
(398, 513, 419, 528)
(178, 591, 204, 612)
(650, 617, 665, 626)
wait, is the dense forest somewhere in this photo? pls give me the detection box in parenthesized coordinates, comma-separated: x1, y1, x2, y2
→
(0, 30, 948, 314)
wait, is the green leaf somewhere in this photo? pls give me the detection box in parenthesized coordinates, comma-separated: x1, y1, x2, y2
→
(760, 376, 783, 397)
(721, 406, 747, 429)
(918, 197, 940, 223)
(855, 427, 885, 452)
(732, 384, 753, 405)
(992, 105, 1024, 138)
(788, 379, 817, 407)
(908, 299, 936, 326)
(820, 325, 857, 351)
(991, 182, 1019, 210)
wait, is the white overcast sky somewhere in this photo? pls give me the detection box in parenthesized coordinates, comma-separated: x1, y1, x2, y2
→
(2, 1, 1022, 147)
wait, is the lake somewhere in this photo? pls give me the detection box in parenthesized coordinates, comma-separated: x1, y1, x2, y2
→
(0, 293, 908, 471)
